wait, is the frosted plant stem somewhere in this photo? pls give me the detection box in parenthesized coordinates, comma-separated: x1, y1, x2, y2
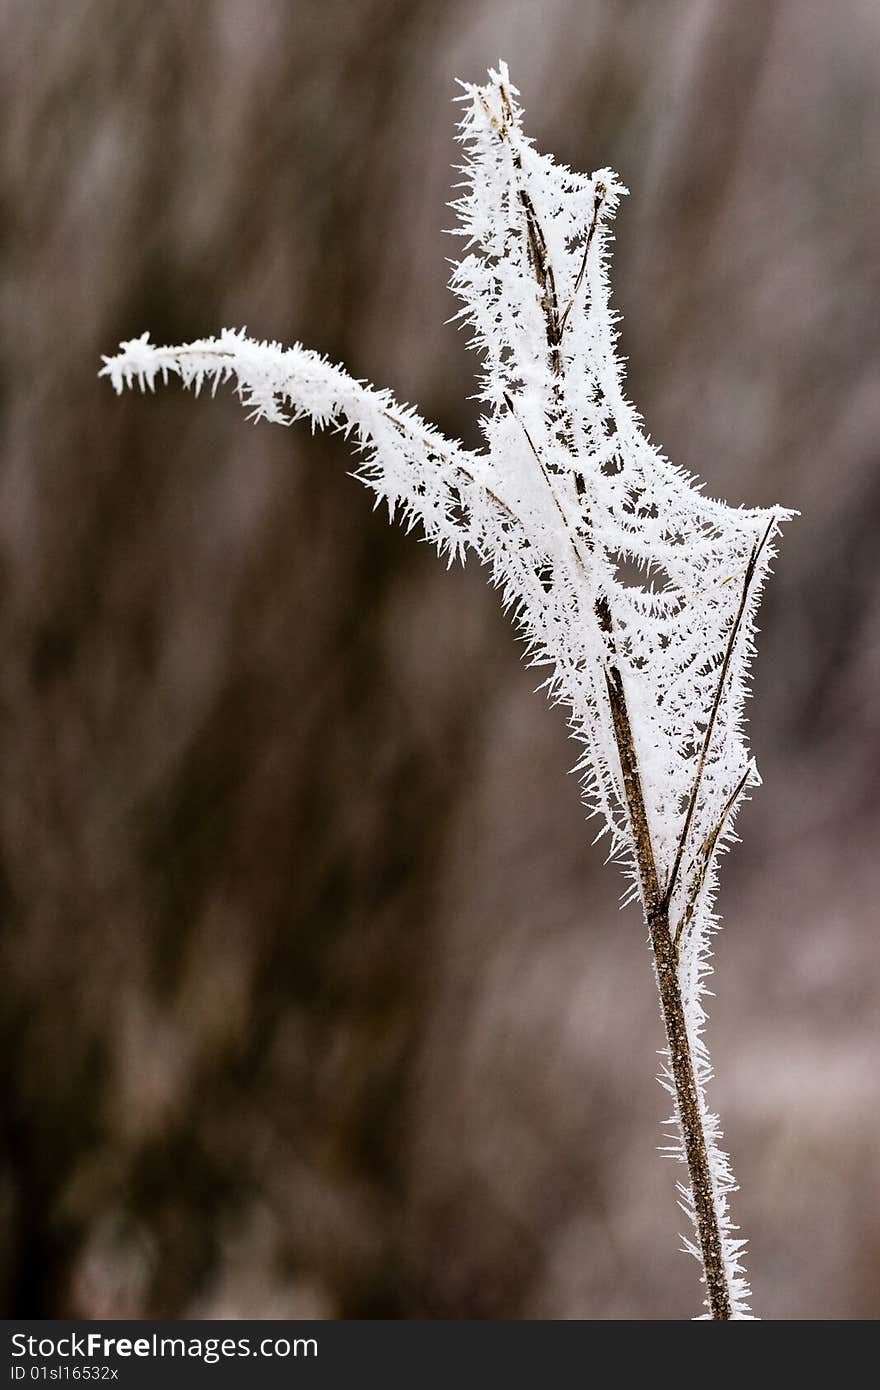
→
(652, 903, 731, 1319)
(102, 63, 794, 1316)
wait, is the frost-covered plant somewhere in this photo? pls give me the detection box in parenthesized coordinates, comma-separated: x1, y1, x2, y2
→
(101, 64, 792, 1319)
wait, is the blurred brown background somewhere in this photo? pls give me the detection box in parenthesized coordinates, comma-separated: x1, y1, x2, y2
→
(1, 0, 878, 1320)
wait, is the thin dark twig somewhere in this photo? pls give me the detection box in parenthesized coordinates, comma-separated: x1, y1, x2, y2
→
(663, 515, 775, 909)
(672, 765, 751, 961)
(383, 409, 518, 524)
(502, 391, 594, 576)
(502, 390, 544, 469)
(502, 390, 563, 507)
(558, 184, 606, 336)
(487, 85, 564, 372)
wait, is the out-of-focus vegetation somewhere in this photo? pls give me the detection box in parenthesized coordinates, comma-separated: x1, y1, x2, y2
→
(1, 0, 878, 1318)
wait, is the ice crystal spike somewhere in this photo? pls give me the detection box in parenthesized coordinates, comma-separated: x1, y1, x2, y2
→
(102, 63, 793, 1318)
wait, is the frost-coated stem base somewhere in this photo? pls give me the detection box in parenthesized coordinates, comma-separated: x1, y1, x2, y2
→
(648, 905, 731, 1320)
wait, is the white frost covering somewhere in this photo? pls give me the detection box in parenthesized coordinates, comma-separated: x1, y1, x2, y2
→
(102, 64, 793, 1318)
